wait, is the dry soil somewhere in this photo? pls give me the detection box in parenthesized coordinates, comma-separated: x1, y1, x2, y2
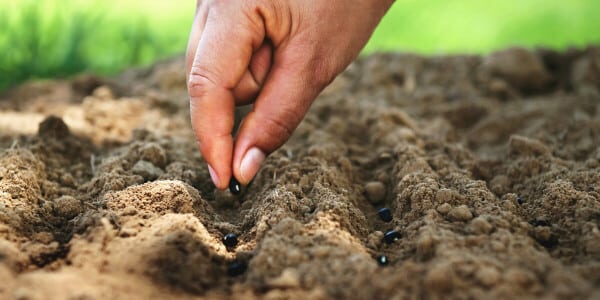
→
(0, 46, 599, 299)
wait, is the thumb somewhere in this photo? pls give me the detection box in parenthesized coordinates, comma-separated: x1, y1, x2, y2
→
(232, 49, 332, 184)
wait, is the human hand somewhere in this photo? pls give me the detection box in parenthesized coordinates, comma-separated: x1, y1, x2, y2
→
(186, 0, 393, 189)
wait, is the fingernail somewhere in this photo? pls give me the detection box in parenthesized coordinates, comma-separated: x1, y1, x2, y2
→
(207, 164, 220, 187)
(240, 147, 265, 183)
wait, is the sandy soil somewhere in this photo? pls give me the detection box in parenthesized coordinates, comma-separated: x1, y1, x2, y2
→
(0, 46, 599, 299)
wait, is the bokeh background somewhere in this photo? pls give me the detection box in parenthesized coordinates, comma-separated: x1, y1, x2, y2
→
(1, 0, 599, 91)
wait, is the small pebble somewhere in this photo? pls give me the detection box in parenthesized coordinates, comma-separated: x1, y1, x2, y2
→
(52, 195, 83, 219)
(475, 266, 501, 287)
(470, 216, 494, 235)
(132, 160, 164, 181)
(138, 143, 167, 168)
(377, 208, 393, 222)
(482, 47, 551, 92)
(436, 203, 452, 215)
(227, 261, 247, 277)
(229, 177, 241, 195)
(365, 181, 386, 204)
(376, 255, 389, 266)
(383, 230, 402, 244)
(267, 268, 301, 288)
(366, 231, 384, 248)
(222, 233, 238, 248)
(448, 205, 473, 222)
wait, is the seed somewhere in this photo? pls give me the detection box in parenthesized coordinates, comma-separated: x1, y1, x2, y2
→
(517, 196, 524, 205)
(377, 207, 393, 222)
(222, 233, 238, 248)
(229, 177, 241, 195)
(227, 261, 247, 277)
(529, 218, 550, 227)
(376, 255, 389, 266)
(538, 234, 559, 249)
(383, 230, 401, 244)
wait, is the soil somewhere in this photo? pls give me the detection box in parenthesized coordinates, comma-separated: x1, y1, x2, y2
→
(1, 46, 599, 299)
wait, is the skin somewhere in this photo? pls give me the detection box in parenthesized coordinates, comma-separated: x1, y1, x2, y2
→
(186, 0, 394, 190)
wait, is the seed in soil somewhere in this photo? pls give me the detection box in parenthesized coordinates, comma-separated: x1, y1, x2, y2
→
(530, 219, 551, 227)
(378, 207, 393, 222)
(222, 233, 238, 248)
(229, 177, 242, 195)
(376, 255, 389, 266)
(538, 234, 559, 249)
(227, 261, 247, 277)
(383, 230, 402, 244)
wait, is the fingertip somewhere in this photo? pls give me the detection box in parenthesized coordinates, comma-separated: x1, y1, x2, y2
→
(206, 161, 231, 190)
(197, 137, 233, 190)
(207, 164, 221, 188)
(237, 146, 266, 184)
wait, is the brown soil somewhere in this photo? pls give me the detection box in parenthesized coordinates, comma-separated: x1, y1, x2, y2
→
(1, 46, 599, 299)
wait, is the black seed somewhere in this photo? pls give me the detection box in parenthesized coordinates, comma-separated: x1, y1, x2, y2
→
(538, 234, 559, 249)
(517, 196, 524, 205)
(376, 255, 389, 266)
(227, 261, 247, 277)
(378, 207, 393, 222)
(383, 230, 402, 244)
(222, 233, 238, 248)
(229, 177, 241, 195)
(530, 219, 551, 227)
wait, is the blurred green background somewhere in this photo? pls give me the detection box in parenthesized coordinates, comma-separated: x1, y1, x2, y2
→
(1, 0, 599, 91)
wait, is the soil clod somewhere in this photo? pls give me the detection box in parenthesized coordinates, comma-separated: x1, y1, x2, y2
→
(365, 181, 386, 204)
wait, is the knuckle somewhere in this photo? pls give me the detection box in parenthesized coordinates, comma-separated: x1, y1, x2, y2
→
(260, 110, 296, 145)
(187, 69, 217, 99)
(289, 49, 336, 90)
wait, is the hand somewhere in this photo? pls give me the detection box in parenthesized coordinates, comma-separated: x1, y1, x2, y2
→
(186, 0, 393, 189)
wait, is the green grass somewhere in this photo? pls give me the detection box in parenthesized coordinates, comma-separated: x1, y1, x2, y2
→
(0, 0, 194, 90)
(1, 0, 599, 91)
(366, 0, 600, 53)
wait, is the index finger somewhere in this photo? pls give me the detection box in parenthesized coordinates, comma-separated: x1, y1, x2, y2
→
(187, 5, 264, 189)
